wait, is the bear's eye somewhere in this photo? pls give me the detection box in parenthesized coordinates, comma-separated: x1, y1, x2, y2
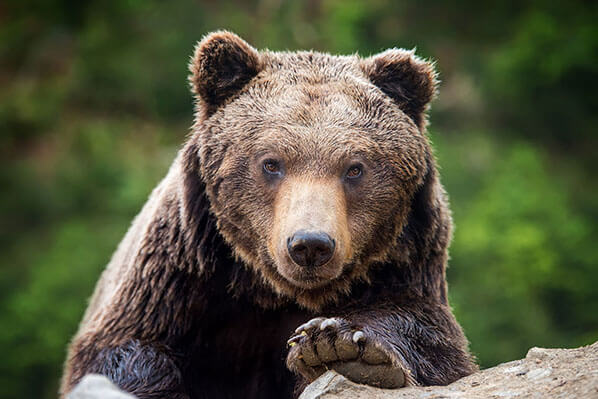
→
(263, 159, 282, 176)
(345, 164, 363, 179)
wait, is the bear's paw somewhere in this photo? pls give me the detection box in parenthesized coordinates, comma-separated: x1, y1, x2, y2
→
(286, 317, 408, 389)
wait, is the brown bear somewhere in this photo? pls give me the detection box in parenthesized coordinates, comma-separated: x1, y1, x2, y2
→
(61, 31, 477, 399)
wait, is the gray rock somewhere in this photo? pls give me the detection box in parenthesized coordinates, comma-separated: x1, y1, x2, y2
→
(67, 374, 136, 399)
(299, 341, 598, 399)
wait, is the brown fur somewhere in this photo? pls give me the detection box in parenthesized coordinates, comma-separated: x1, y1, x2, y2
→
(61, 31, 476, 399)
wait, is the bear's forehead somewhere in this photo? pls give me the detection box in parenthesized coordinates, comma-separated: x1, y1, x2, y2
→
(220, 53, 408, 131)
(203, 50, 425, 169)
(262, 51, 365, 81)
(222, 74, 416, 145)
(247, 82, 373, 129)
(212, 103, 422, 175)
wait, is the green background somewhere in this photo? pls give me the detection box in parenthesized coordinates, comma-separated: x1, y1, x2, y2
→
(1, 1, 597, 398)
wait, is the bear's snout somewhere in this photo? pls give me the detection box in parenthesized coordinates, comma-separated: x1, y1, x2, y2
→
(287, 230, 335, 268)
(270, 177, 351, 288)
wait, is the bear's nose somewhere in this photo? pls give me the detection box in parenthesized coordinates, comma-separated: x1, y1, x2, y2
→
(287, 230, 335, 268)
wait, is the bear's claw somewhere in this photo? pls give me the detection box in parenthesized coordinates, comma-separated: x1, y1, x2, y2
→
(352, 330, 365, 343)
(320, 318, 340, 331)
(294, 317, 326, 333)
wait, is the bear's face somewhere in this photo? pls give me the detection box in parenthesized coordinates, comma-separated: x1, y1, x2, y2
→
(187, 32, 437, 308)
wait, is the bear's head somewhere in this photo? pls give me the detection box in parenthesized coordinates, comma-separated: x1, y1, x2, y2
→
(183, 31, 445, 309)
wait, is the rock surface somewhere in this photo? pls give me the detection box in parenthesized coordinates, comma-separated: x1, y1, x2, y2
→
(67, 374, 136, 399)
(299, 341, 598, 399)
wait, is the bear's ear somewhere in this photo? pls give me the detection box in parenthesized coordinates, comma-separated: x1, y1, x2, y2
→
(361, 49, 438, 130)
(189, 31, 262, 116)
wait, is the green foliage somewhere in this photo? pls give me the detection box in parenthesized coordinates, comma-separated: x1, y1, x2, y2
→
(1, 1, 596, 398)
(484, 3, 598, 145)
(0, 120, 178, 398)
(435, 134, 598, 366)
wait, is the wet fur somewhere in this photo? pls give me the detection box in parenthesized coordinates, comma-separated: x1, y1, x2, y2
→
(61, 31, 477, 398)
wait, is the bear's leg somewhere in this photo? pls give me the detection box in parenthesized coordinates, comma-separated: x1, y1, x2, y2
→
(67, 339, 190, 399)
(287, 302, 477, 388)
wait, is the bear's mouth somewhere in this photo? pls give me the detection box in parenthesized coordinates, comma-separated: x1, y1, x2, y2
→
(273, 257, 347, 290)
(278, 269, 333, 289)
